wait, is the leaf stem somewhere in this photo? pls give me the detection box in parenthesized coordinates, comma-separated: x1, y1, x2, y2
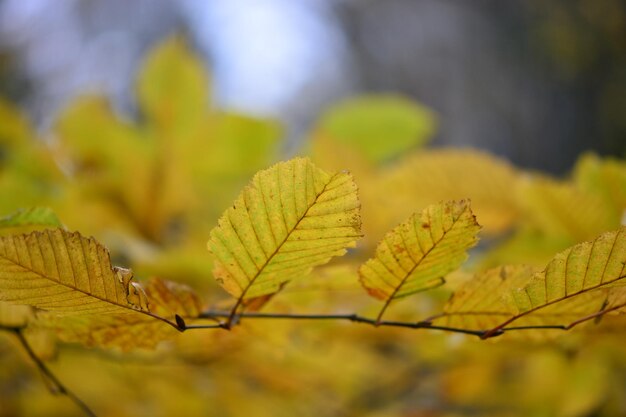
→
(225, 298, 243, 329)
(4, 327, 97, 417)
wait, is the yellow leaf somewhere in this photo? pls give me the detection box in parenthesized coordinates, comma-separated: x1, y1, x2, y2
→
(366, 149, 520, 240)
(207, 157, 361, 301)
(53, 95, 148, 171)
(0, 301, 32, 328)
(359, 200, 480, 320)
(517, 174, 618, 242)
(54, 56, 281, 244)
(0, 302, 57, 360)
(478, 229, 574, 269)
(508, 227, 626, 314)
(137, 35, 209, 133)
(22, 327, 58, 361)
(573, 152, 626, 221)
(144, 277, 204, 318)
(484, 227, 626, 335)
(438, 265, 536, 330)
(0, 229, 153, 316)
(437, 265, 606, 333)
(191, 112, 282, 221)
(35, 278, 203, 351)
(53, 96, 172, 241)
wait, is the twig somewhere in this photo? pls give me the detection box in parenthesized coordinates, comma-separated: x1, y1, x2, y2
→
(198, 310, 493, 337)
(184, 323, 229, 330)
(198, 309, 626, 339)
(145, 311, 186, 332)
(499, 325, 567, 331)
(565, 301, 626, 330)
(6, 327, 97, 417)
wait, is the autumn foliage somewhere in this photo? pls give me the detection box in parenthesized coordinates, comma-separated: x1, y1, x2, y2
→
(0, 37, 626, 417)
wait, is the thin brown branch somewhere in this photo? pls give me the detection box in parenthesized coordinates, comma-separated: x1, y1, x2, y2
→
(184, 323, 229, 330)
(146, 311, 186, 332)
(565, 301, 626, 330)
(199, 310, 497, 338)
(199, 308, 626, 339)
(499, 325, 567, 331)
(3, 327, 96, 417)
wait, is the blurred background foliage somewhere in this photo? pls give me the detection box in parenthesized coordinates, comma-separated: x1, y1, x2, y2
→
(1, 0, 625, 171)
(0, 1, 625, 417)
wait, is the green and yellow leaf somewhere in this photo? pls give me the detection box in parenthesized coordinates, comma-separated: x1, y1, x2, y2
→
(0, 229, 152, 316)
(313, 94, 437, 164)
(359, 200, 480, 319)
(0, 100, 61, 215)
(207, 157, 361, 301)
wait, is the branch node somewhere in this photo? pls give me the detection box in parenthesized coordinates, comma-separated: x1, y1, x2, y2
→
(175, 315, 186, 331)
(480, 328, 504, 339)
